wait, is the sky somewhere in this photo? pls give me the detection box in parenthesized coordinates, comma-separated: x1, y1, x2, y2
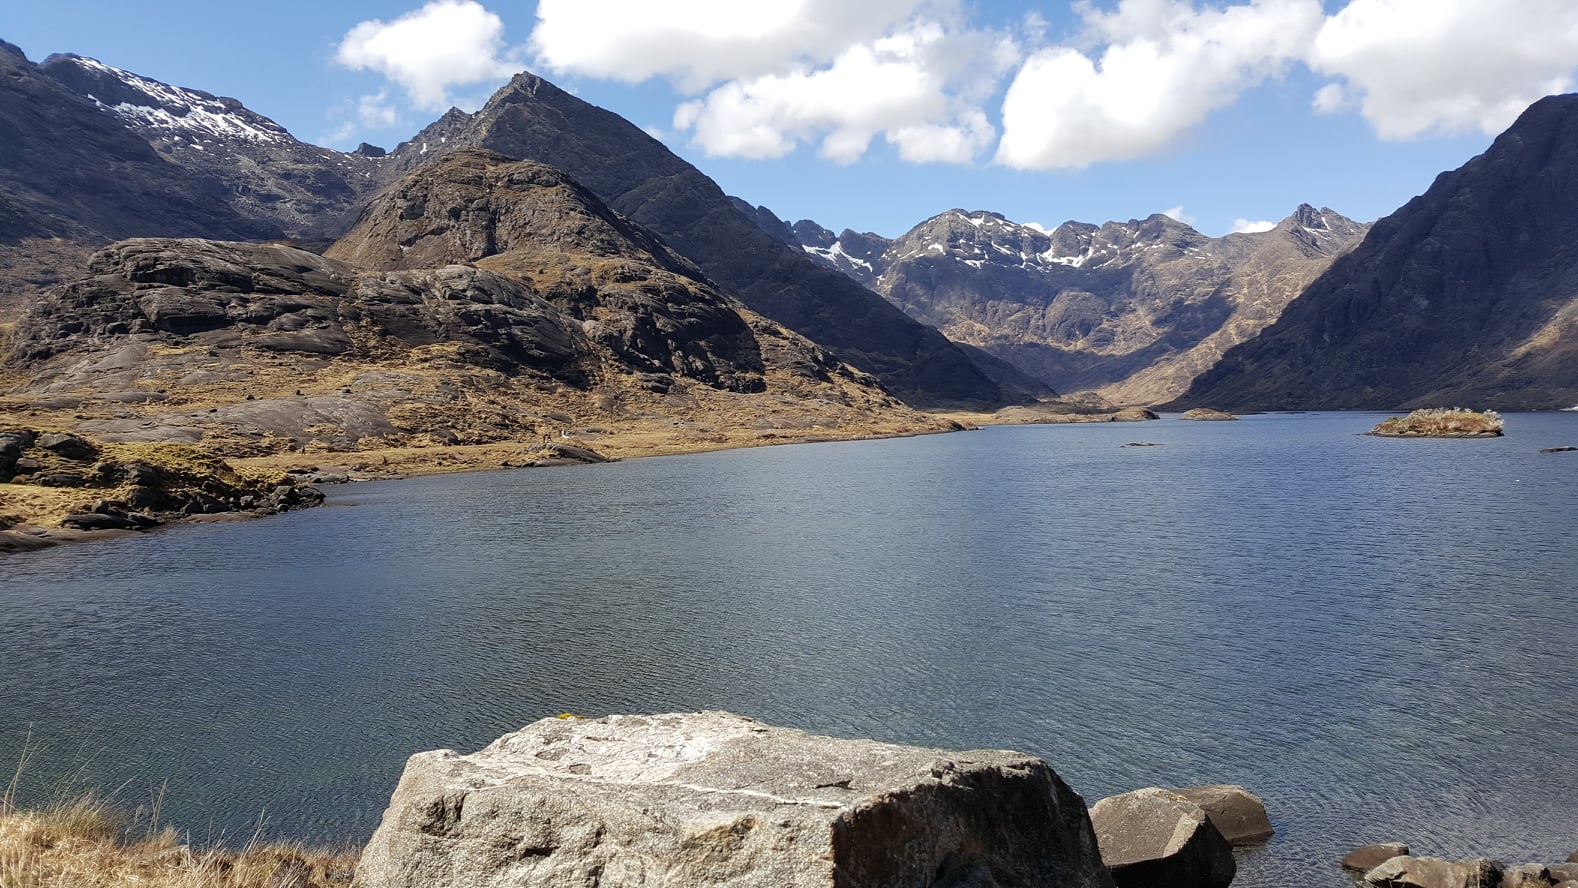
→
(4, 1, 1576, 238)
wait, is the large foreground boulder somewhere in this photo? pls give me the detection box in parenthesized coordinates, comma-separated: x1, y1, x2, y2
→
(354, 711, 1115, 888)
(1089, 788, 1235, 888)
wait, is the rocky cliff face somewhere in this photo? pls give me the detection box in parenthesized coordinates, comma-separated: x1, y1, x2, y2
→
(2, 151, 934, 458)
(785, 205, 1367, 405)
(1177, 94, 1578, 411)
(374, 73, 1028, 408)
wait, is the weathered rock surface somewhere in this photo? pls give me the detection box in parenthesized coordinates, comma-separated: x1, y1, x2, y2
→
(1344, 844, 1413, 873)
(1364, 856, 1503, 888)
(1174, 784, 1271, 845)
(1089, 788, 1235, 888)
(354, 711, 1114, 888)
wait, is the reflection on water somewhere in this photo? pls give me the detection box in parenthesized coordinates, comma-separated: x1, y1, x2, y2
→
(3, 412, 1576, 885)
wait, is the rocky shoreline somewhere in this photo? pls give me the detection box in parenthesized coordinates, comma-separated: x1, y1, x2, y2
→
(0, 427, 325, 552)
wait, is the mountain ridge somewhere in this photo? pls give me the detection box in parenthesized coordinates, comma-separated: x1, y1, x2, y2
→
(767, 202, 1369, 405)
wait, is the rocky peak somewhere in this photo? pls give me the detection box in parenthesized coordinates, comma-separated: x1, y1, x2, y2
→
(0, 39, 28, 66)
(352, 142, 386, 158)
(328, 148, 698, 279)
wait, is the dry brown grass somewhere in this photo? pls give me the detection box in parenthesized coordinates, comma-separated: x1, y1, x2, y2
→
(0, 797, 355, 888)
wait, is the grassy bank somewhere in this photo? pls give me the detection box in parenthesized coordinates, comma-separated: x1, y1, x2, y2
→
(0, 794, 355, 888)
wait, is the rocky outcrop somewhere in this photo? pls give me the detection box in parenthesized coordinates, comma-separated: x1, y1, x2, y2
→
(1088, 788, 1235, 888)
(1179, 408, 1238, 421)
(0, 427, 321, 548)
(1174, 784, 1271, 845)
(354, 711, 1114, 888)
(1363, 856, 1503, 888)
(1366, 408, 1504, 438)
(1178, 94, 1578, 411)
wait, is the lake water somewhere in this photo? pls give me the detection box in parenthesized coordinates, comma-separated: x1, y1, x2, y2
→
(3, 412, 1576, 886)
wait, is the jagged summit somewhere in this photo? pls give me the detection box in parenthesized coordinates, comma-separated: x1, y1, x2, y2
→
(780, 203, 1368, 404)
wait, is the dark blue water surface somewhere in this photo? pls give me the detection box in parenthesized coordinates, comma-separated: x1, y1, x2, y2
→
(3, 412, 1576, 885)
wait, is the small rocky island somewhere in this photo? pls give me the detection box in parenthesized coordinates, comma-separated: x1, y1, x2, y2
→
(1180, 408, 1238, 421)
(1366, 408, 1504, 438)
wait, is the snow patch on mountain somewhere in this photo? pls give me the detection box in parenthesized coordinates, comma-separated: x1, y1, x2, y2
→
(66, 56, 289, 144)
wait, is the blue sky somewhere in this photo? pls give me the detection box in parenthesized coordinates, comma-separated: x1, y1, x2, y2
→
(4, 1, 1574, 238)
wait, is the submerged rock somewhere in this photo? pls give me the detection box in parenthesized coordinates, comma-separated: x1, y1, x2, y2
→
(355, 711, 1114, 888)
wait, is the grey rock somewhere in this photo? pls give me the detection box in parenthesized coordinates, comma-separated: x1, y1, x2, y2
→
(1344, 844, 1412, 873)
(354, 711, 1113, 888)
(1174, 784, 1272, 845)
(61, 512, 143, 531)
(38, 432, 98, 461)
(31, 471, 89, 488)
(1089, 788, 1234, 888)
(1551, 863, 1578, 881)
(1364, 856, 1504, 888)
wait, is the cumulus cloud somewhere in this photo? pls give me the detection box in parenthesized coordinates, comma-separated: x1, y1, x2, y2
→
(1231, 218, 1278, 233)
(1162, 205, 1197, 225)
(1309, 0, 1578, 139)
(336, 0, 517, 111)
(529, 0, 928, 90)
(996, 0, 1324, 170)
(535, 1, 1013, 165)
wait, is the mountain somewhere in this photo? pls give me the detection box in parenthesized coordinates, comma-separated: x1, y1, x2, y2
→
(2, 150, 939, 457)
(0, 46, 1037, 408)
(375, 72, 1034, 408)
(782, 205, 1367, 405)
(1177, 94, 1578, 411)
(36, 52, 386, 241)
(0, 42, 392, 322)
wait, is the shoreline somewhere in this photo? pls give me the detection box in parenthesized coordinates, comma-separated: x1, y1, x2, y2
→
(0, 418, 974, 552)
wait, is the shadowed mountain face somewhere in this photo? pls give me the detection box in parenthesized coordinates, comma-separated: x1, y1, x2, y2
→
(781, 205, 1368, 406)
(1176, 94, 1578, 411)
(377, 73, 1027, 408)
(4, 151, 929, 455)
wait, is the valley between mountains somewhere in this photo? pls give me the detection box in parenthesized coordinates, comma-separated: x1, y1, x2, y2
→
(2, 36, 1577, 536)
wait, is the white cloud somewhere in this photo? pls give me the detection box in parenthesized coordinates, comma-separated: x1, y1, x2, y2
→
(669, 22, 1014, 164)
(996, 0, 1324, 170)
(1162, 205, 1196, 225)
(336, 0, 517, 111)
(1023, 221, 1055, 234)
(1309, 0, 1578, 139)
(1231, 218, 1277, 233)
(529, 0, 928, 90)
